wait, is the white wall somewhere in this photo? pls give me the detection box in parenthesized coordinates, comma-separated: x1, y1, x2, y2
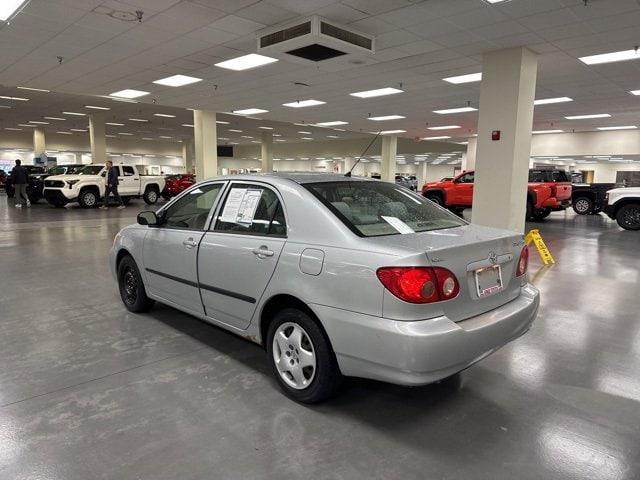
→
(531, 130, 640, 156)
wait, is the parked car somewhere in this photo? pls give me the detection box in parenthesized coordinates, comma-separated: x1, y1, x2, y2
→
(604, 187, 640, 230)
(440, 177, 454, 182)
(110, 173, 539, 403)
(162, 173, 196, 200)
(4, 165, 47, 203)
(571, 183, 616, 215)
(43, 164, 165, 208)
(369, 174, 417, 190)
(422, 169, 572, 220)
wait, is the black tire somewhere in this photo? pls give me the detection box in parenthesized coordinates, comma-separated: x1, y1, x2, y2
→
(425, 194, 443, 206)
(117, 255, 155, 312)
(615, 203, 640, 231)
(78, 189, 98, 208)
(143, 187, 159, 205)
(266, 308, 341, 404)
(531, 207, 551, 221)
(573, 196, 593, 215)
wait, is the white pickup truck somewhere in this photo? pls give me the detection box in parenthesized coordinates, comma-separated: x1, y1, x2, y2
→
(604, 187, 640, 230)
(43, 164, 165, 208)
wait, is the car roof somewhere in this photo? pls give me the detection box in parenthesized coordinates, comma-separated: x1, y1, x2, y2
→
(212, 172, 377, 185)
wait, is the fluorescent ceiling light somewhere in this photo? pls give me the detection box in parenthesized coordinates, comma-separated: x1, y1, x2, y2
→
(273, 134, 281, 137)
(182, 123, 194, 127)
(565, 113, 610, 119)
(129, 118, 148, 123)
(597, 125, 637, 131)
(18, 124, 35, 127)
(159, 135, 172, 139)
(428, 125, 460, 130)
(63, 111, 85, 116)
(109, 89, 149, 99)
(85, 105, 110, 110)
(533, 129, 564, 134)
(315, 121, 348, 127)
(251, 140, 261, 143)
(118, 132, 133, 136)
(228, 129, 242, 133)
(0, 0, 29, 21)
(70, 128, 87, 132)
(142, 137, 153, 140)
(443, 72, 482, 84)
(28, 121, 49, 124)
(534, 97, 573, 105)
(258, 126, 274, 130)
(282, 99, 326, 108)
(232, 108, 268, 115)
(215, 53, 278, 71)
(5, 127, 23, 131)
(434, 107, 477, 114)
(106, 122, 124, 126)
(483, 0, 512, 4)
(17, 86, 49, 92)
(327, 135, 339, 138)
(153, 113, 176, 118)
(153, 74, 202, 87)
(631, 90, 640, 96)
(56, 131, 72, 135)
(0, 105, 10, 109)
(275, 139, 286, 142)
(377, 130, 406, 134)
(579, 49, 640, 65)
(301, 137, 313, 140)
(422, 136, 451, 140)
(0, 95, 28, 101)
(110, 97, 139, 103)
(44, 117, 65, 120)
(298, 131, 312, 134)
(241, 135, 253, 138)
(350, 87, 403, 98)
(368, 115, 405, 121)
(216, 120, 230, 124)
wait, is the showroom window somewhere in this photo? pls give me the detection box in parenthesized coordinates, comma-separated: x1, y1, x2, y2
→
(214, 183, 287, 237)
(162, 183, 224, 231)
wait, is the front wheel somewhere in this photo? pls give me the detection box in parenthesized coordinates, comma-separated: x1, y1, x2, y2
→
(615, 203, 640, 231)
(531, 207, 552, 221)
(143, 188, 159, 205)
(267, 308, 341, 403)
(425, 194, 443, 206)
(117, 255, 155, 312)
(78, 189, 98, 208)
(573, 197, 593, 215)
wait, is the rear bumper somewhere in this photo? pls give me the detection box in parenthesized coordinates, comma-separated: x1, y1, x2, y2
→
(313, 283, 539, 386)
(44, 189, 74, 204)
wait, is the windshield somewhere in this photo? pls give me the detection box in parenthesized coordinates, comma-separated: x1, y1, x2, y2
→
(304, 181, 466, 237)
(77, 165, 104, 175)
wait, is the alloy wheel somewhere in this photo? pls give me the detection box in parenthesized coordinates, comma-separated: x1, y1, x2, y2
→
(575, 199, 590, 214)
(148, 190, 157, 202)
(621, 206, 640, 228)
(272, 322, 316, 390)
(84, 192, 96, 206)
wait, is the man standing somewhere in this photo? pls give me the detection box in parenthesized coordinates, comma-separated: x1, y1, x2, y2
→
(11, 159, 30, 208)
(101, 161, 125, 210)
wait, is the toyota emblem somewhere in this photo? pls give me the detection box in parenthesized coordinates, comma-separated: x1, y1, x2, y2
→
(488, 252, 498, 264)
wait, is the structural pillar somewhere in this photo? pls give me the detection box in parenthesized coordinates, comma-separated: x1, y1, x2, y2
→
(33, 128, 46, 158)
(419, 161, 428, 188)
(261, 131, 273, 173)
(343, 157, 353, 175)
(89, 114, 107, 165)
(182, 138, 195, 174)
(461, 137, 477, 171)
(193, 110, 218, 180)
(472, 47, 538, 232)
(380, 135, 397, 183)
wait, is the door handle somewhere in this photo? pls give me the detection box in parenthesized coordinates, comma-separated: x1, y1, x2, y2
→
(252, 246, 274, 258)
(183, 238, 198, 248)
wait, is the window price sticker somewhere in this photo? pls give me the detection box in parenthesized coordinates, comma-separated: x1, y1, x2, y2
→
(220, 188, 263, 224)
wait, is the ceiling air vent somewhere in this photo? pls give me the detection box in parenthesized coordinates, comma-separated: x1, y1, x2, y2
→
(257, 16, 374, 65)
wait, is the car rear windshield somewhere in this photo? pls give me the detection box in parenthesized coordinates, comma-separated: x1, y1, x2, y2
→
(304, 181, 466, 237)
(529, 170, 568, 182)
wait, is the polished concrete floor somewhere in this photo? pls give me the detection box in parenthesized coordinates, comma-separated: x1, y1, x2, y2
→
(1, 196, 639, 480)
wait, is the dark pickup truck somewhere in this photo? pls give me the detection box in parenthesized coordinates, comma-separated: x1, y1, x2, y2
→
(571, 183, 617, 215)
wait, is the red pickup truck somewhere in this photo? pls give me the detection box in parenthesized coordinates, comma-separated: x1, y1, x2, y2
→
(422, 169, 572, 220)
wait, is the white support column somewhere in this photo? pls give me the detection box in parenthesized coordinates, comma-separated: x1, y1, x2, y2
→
(381, 135, 397, 183)
(261, 131, 273, 173)
(89, 114, 107, 165)
(342, 156, 353, 175)
(461, 137, 477, 172)
(472, 47, 538, 232)
(193, 110, 218, 180)
(182, 138, 195, 174)
(419, 161, 428, 189)
(33, 128, 46, 157)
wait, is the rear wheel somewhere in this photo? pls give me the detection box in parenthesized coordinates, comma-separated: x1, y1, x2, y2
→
(78, 189, 98, 208)
(531, 207, 551, 221)
(267, 308, 341, 403)
(425, 194, 443, 206)
(143, 187, 159, 205)
(573, 197, 593, 215)
(117, 255, 155, 312)
(615, 203, 640, 231)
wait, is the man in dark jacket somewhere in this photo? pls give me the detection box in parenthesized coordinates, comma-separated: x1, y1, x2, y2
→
(100, 161, 125, 209)
(11, 159, 30, 208)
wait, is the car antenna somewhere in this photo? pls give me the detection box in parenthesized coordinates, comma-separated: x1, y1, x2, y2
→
(345, 131, 382, 177)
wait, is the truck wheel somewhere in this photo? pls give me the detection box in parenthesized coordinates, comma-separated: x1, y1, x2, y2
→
(615, 204, 640, 231)
(425, 194, 442, 206)
(573, 197, 593, 215)
(531, 208, 552, 221)
(143, 187, 159, 205)
(78, 189, 98, 208)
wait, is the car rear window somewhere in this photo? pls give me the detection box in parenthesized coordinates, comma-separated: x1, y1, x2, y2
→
(304, 181, 465, 237)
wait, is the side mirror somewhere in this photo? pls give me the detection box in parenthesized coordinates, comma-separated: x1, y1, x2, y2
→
(137, 211, 160, 226)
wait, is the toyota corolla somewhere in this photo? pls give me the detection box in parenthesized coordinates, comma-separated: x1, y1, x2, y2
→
(110, 173, 539, 403)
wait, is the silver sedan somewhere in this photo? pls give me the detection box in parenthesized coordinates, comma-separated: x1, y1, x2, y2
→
(110, 173, 539, 403)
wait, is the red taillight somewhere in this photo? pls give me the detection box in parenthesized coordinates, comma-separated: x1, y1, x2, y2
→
(376, 267, 460, 304)
(516, 246, 529, 276)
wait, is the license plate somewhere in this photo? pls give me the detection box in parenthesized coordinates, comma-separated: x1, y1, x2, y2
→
(475, 265, 503, 298)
